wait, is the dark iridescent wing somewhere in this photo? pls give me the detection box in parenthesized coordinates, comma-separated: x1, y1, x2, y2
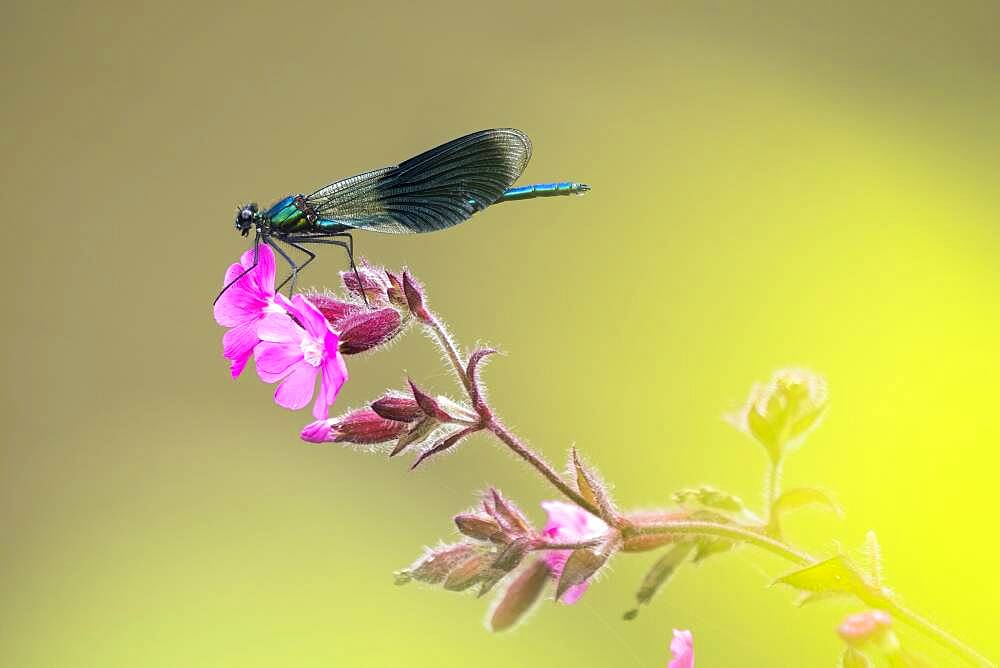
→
(305, 128, 532, 234)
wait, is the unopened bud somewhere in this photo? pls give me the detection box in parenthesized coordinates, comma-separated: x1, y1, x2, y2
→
(301, 408, 408, 444)
(408, 379, 453, 422)
(443, 551, 491, 591)
(385, 270, 407, 308)
(731, 368, 829, 462)
(307, 293, 361, 328)
(488, 558, 549, 632)
(402, 270, 431, 322)
(371, 393, 422, 423)
(342, 261, 392, 305)
(455, 513, 507, 543)
(337, 308, 403, 354)
(397, 543, 479, 586)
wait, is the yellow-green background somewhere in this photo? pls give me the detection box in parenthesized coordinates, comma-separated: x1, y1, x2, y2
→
(3, 2, 998, 665)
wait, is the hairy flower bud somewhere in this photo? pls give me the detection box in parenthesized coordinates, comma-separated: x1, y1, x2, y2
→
(371, 393, 422, 423)
(342, 261, 393, 305)
(300, 408, 408, 444)
(396, 542, 480, 586)
(385, 270, 407, 308)
(443, 551, 492, 591)
(454, 513, 508, 543)
(337, 308, 403, 354)
(308, 293, 361, 328)
(488, 558, 549, 632)
(729, 368, 829, 462)
(402, 270, 431, 322)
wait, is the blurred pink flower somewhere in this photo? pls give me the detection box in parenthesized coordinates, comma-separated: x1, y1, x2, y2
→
(540, 500, 609, 604)
(213, 245, 285, 378)
(668, 629, 694, 668)
(254, 294, 348, 419)
(838, 610, 892, 646)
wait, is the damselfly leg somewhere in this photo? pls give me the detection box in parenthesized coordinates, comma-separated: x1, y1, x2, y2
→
(280, 233, 367, 307)
(213, 232, 260, 305)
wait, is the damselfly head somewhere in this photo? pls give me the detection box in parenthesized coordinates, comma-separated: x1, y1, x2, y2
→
(235, 202, 259, 236)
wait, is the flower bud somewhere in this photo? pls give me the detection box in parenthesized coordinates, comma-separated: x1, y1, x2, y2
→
(402, 270, 431, 322)
(443, 551, 492, 591)
(730, 368, 829, 462)
(337, 308, 403, 354)
(385, 270, 407, 308)
(838, 610, 896, 651)
(307, 293, 361, 328)
(371, 393, 422, 423)
(408, 379, 454, 422)
(488, 558, 549, 632)
(301, 408, 408, 444)
(454, 513, 508, 543)
(396, 542, 480, 586)
(342, 261, 392, 305)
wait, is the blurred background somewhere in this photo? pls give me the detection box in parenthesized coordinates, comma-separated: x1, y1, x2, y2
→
(2, 1, 998, 665)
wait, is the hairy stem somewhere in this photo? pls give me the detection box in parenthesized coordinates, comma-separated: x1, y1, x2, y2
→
(417, 305, 992, 667)
(488, 419, 603, 519)
(630, 518, 992, 667)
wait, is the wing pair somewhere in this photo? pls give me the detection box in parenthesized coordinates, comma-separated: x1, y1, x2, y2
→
(305, 128, 532, 234)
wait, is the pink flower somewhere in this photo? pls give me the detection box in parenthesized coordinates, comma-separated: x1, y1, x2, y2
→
(540, 501, 609, 604)
(668, 629, 694, 668)
(254, 294, 348, 419)
(213, 245, 284, 378)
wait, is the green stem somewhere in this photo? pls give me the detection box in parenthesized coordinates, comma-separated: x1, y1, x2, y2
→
(629, 519, 993, 667)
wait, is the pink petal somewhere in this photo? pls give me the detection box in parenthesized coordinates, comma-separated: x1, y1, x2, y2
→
(559, 581, 590, 605)
(213, 283, 263, 327)
(254, 340, 303, 382)
(300, 420, 334, 443)
(541, 501, 608, 542)
(668, 629, 694, 668)
(242, 244, 276, 296)
(273, 363, 318, 411)
(290, 294, 331, 339)
(316, 352, 348, 419)
(222, 321, 259, 378)
(257, 312, 303, 344)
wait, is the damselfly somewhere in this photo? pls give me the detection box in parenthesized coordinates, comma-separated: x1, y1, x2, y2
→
(216, 128, 589, 303)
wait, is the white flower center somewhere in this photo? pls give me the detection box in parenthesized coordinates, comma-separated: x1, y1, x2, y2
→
(300, 337, 324, 367)
(263, 299, 285, 315)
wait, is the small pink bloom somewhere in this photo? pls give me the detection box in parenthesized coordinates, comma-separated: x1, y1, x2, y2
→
(668, 629, 694, 668)
(838, 610, 892, 646)
(254, 294, 348, 420)
(540, 501, 609, 604)
(213, 245, 284, 378)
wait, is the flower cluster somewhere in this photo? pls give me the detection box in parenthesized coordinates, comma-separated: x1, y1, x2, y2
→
(394, 490, 615, 631)
(213, 247, 409, 422)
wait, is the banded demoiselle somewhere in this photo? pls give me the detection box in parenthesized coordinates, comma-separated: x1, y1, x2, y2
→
(216, 128, 590, 303)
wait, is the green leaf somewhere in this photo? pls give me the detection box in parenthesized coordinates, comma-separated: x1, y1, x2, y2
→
(773, 555, 871, 597)
(673, 486, 746, 514)
(772, 487, 842, 519)
(747, 407, 781, 461)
